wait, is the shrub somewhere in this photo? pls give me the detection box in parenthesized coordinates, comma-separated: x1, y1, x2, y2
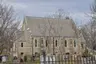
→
(82, 48, 91, 57)
(24, 56, 27, 62)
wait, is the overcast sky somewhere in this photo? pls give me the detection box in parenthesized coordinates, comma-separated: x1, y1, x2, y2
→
(5, 0, 94, 25)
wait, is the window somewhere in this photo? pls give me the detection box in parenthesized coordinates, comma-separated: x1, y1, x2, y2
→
(70, 39, 72, 44)
(81, 44, 83, 48)
(21, 43, 23, 47)
(40, 38, 43, 48)
(66, 52, 69, 55)
(35, 39, 37, 47)
(46, 40, 48, 47)
(41, 38, 43, 44)
(55, 40, 57, 47)
(65, 40, 67, 47)
(74, 40, 76, 47)
(74, 52, 76, 54)
(21, 52, 24, 55)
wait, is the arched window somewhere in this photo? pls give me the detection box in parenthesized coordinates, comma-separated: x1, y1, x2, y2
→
(46, 40, 48, 47)
(65, 40, 67, 47)
(74, 40, 76, 47)
(81, 44, 83, 48)
(55, 40, 57, 47)
(21, 43, 23, 47)
(70, 39, 72, 44)
(41, 38, 43, 44)
(35, 39, 37, 47)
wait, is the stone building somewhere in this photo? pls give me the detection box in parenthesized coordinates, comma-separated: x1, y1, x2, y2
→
(12, 16, 86, 57)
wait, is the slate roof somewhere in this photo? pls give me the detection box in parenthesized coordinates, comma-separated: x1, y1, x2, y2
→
(22, 16, 78, 37)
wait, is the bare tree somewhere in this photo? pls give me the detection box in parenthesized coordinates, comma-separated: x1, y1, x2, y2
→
(81, 22, 96, 50)
(38, 17, 55, 55)
(0, 0, 21, 54)
(38, 9, 67, 55)
(81, 0, 96, 51)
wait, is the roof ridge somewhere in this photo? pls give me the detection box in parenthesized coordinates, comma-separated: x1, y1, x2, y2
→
(25, 16, 72, 20)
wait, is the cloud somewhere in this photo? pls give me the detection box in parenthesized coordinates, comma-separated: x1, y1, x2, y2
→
(5, 1, 28, 10)
(4, 0, 94, 25)
(69, 12, 91, 25)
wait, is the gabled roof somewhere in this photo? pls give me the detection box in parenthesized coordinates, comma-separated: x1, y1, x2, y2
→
(22, 16, 78, 37)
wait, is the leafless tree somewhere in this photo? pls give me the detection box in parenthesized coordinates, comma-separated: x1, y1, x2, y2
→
(81, 23, 96, 49)
(81, 0, 96, 51)
(0, 0, 21, 54)
(38, 17, 55, 55)
(38, 9, 68, 55)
